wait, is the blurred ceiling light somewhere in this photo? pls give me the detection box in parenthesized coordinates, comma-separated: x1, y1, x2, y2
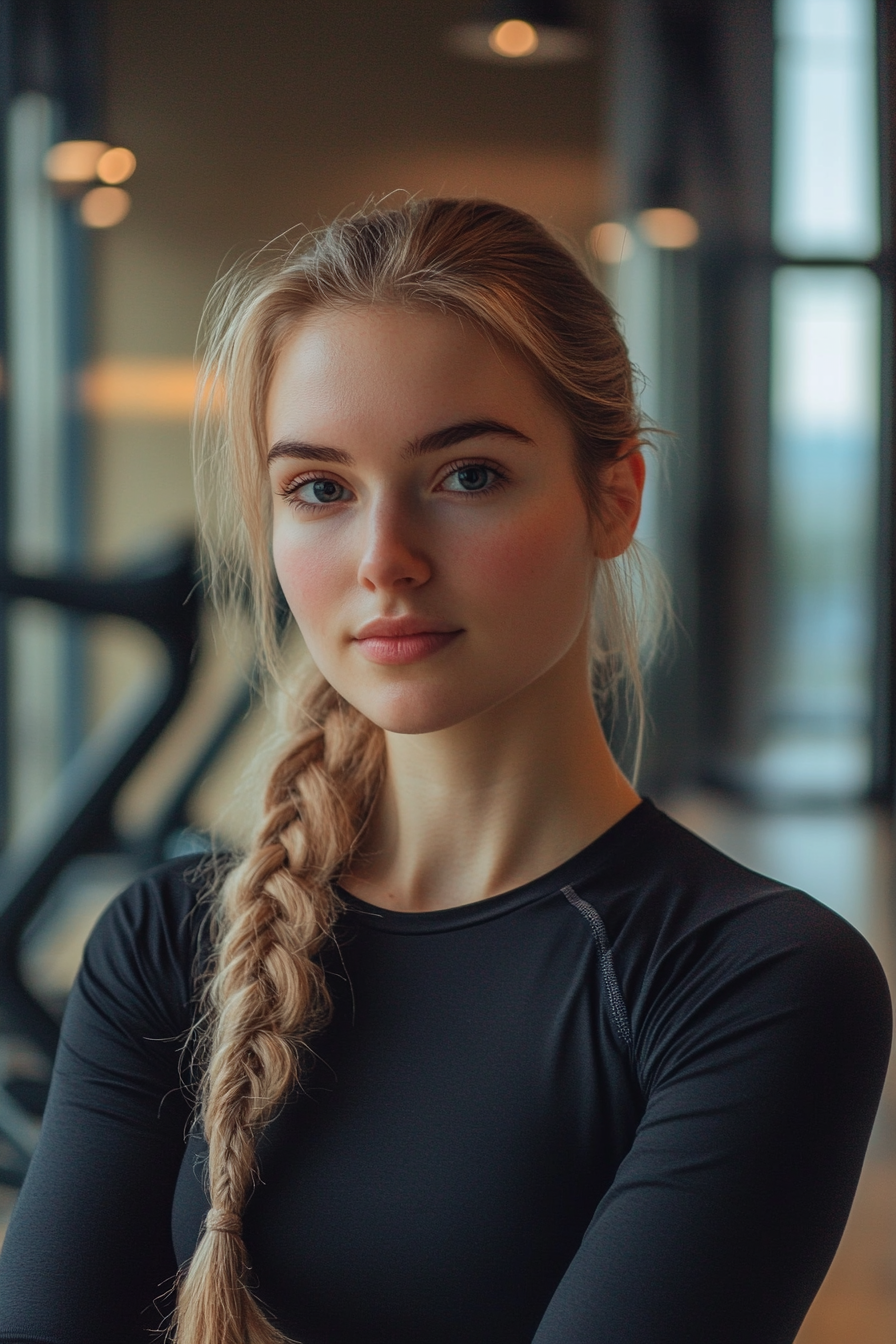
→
(97, 146, 136, 184)
(589, 221, 636, 264)
(636, 207, 700, 249)
(44, 139, 108, 183)
(489, 19, 539, 57)
(81, 358, 197, 421)
(447, 3, 589, 64)
(80, 186, 131, 228)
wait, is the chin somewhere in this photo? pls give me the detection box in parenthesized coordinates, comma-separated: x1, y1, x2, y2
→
(337, 680, 498, 737)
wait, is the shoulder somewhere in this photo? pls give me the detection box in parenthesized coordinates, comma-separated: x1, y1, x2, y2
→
(586, 799, 884, 970)
(86, 851, 220, 968)
(577, 802, 892, 1084)
(74, 852, 229, 1040)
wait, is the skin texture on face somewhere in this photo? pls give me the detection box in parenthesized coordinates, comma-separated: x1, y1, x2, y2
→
(267, 303, 634, 736)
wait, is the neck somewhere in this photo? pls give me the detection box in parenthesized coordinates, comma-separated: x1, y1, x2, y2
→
(345, 632, 640, 912)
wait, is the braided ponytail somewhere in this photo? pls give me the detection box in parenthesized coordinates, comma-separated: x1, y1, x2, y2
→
(174, 680, 384, 1344)
(181, 197, 661, 1340)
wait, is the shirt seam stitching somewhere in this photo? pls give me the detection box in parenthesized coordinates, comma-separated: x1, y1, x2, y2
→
(561, 884, 633, 1049)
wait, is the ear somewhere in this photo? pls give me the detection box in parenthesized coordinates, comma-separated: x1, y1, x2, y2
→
(593, 442, 646, 560)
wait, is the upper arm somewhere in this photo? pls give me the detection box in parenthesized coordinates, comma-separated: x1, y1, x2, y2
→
(534, 898, 893, 1344)
(0, 871, 198, 1344)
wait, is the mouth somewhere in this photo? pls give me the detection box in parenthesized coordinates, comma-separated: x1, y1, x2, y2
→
(354, 616, 463, 666)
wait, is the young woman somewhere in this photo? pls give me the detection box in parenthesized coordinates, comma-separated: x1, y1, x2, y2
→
(0, 199, 890, 1344)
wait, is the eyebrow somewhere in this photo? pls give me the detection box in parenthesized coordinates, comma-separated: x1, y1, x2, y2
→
(266, 418, 532, 467)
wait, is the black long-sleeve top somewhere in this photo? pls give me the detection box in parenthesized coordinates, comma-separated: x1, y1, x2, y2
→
(0, 800, 891, 1343)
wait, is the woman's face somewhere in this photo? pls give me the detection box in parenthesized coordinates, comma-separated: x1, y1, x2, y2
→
(267, 304, 638, 735)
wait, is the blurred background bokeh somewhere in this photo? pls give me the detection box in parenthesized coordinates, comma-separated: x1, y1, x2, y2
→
(0, 2, 892, 1338)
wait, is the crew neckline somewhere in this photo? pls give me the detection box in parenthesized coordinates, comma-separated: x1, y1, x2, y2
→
(335, 798, 657, 933)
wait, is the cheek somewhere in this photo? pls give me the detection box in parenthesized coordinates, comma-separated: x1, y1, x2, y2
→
(450, 501, 593, 622)
(271, 522, 351, 631)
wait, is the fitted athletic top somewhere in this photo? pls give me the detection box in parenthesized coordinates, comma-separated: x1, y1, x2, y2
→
(0, 800, 890, 1344)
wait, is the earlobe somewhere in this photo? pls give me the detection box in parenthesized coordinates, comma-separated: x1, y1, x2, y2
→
(592, 444, 646, 560)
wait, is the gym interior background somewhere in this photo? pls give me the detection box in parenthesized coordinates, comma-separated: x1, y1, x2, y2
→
(0, 2, 892, 1338)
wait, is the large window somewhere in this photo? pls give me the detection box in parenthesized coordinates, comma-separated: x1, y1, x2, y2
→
(761, 0, 881, 798)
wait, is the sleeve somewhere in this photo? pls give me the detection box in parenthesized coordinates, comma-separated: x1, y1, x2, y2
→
(532, 895, 893, 1344)
(0, 864, 200, 1344)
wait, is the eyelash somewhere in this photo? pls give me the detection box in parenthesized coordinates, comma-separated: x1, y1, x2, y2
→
(277, 458, 510, 512)
(277, 472, 349, 513)
(438, 458, 509, 496)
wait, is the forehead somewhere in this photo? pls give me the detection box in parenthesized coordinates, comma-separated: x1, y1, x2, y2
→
(265, 304, 554, 444)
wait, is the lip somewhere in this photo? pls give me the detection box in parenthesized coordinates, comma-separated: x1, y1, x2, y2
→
(355, 616, 460, 639)
(354, 615, 463, 665)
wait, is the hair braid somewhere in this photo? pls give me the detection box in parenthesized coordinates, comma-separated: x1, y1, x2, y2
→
(174, 676, 385, 1344)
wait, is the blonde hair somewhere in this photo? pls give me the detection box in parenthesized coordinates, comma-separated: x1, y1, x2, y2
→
(177, 197, 662, 1344)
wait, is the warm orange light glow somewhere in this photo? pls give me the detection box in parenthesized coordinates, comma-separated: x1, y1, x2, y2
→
(81, 358, 199, 420)
(589, 222, 635, 264)
(44, 140, 108, 183)
(446, 21, 588, 63)
(97, 147, 136, 185)
(80, 186, 131, 228)
(636, 207, 700, 249)
(488, 19, 539, 57)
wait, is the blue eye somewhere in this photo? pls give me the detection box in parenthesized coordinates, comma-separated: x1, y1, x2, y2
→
(443, 465, 495, 493)
(295, 478, 350, 504)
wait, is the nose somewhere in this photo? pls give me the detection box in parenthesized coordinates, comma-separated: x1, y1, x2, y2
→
(356, 495, 432, 592)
